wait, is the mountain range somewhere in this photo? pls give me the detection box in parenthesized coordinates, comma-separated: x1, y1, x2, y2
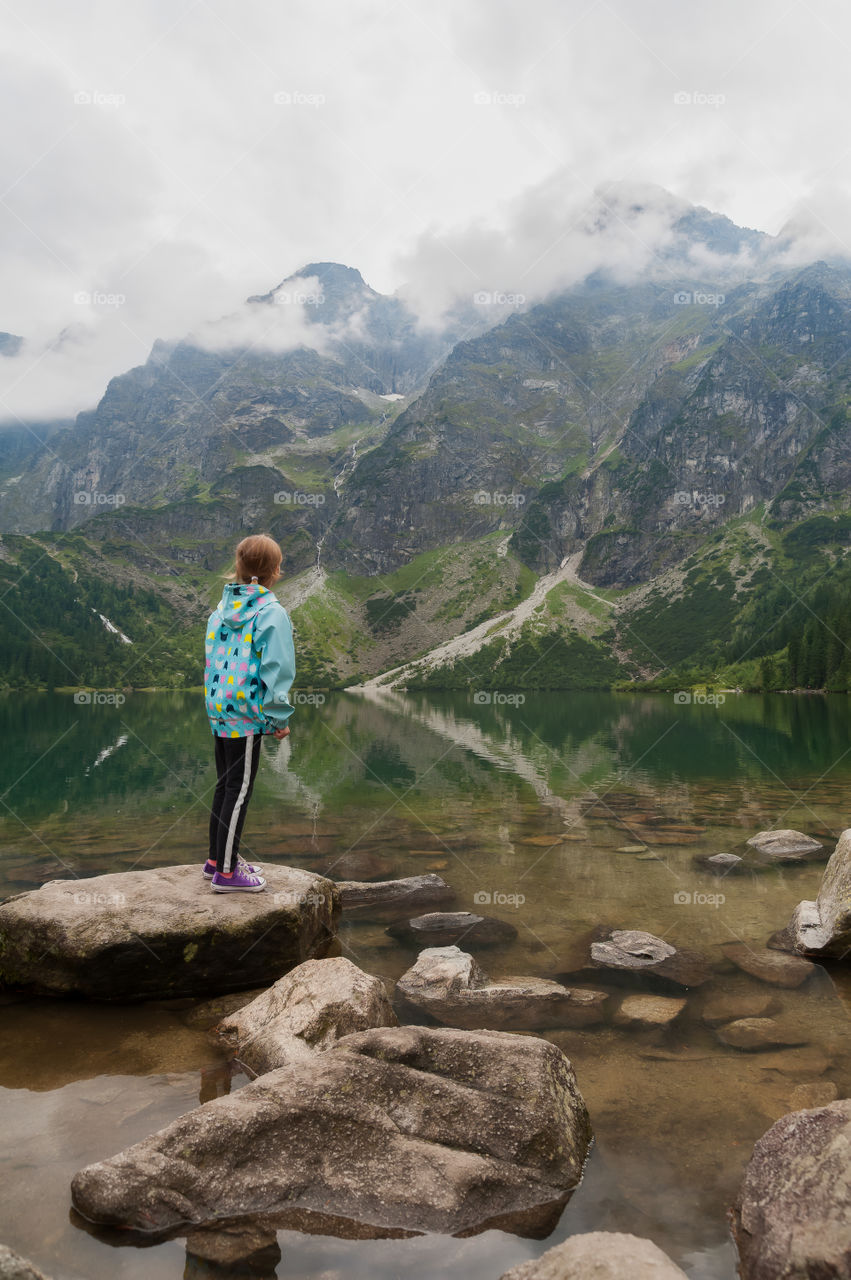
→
(2, 188, 851, 694)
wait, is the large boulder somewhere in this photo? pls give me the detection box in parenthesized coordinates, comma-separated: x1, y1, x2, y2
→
(731, 1098, 851, 1279)
(786, 828, 851, 960)
(71, 1024, 592, 1239)
(337, 874, 455, 916)
(0, 1246, 51, 1280)
(396, 946, 608, 1030)
(0, 865, 339, 1000)
(746, 830, 824, 863)
(500, 1231, 688, 1278)
(387, 911, 517, 949)
(216, 956, 397, 1074)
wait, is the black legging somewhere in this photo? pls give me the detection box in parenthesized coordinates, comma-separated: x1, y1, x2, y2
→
(208, 734, 263, 873)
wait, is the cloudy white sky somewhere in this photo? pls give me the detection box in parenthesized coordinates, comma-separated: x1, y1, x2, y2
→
(2, 0, 851, 422)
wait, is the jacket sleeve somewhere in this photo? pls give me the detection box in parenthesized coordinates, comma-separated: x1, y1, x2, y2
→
(254, 604, 296, 729)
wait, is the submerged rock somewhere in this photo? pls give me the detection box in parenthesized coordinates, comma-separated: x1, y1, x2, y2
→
(216, 956, 397, 1075)
(754, 1046, 832, 1078)
(185, 1223, 281, 1270)
(320, 850, 394, 881)
(181, 989, 266, 1031)
(0, 1246, 51, 1280)
(613, 994, 687, 1029)
(786, 828, 851, 960)
(695, 852, 745, 874)
(386, 911, 517, 949)
(701, 991, 780, 1026)
(746, 829, 824, 863)
(587, 929, 710, 987)
(396, 946, 608, 1030)
(500, 1231, 688, 1278)
(0, 865, 339, 1001)
(336, 873, 455, 915)
(731, 1098, 851, 1279)
(71, 1025, 592, 1239)
(723, 943, 816, 989)
(788, 1081, 839, 1110)
(716, 1018, 807, 1051)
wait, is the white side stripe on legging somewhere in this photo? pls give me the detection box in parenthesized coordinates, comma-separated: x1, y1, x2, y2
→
(223, 735, 255, 873)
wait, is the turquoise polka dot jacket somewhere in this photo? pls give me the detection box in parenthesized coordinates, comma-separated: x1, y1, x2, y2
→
(204, 582, 296, 738)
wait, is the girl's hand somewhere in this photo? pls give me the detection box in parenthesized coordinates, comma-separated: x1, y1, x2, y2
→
(273, 726, 290, 740)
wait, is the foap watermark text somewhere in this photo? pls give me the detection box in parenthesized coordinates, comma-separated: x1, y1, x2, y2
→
(74, 691, 126, 706)
(673, 490, 726, 508)
(274, 491, 326, 506)
(673, 691, 725, 706)
(473, 691, 525, 705)
(74, 490, 126, 507)
(474, 489, 525, 506)
(673, 890, 725, 908)
(474, 889, 526, 908)
(673, 290, 725, 307)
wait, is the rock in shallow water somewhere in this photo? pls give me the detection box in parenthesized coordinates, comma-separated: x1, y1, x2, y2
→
(185, 1223, 281, 1270)
(588, 929, 710, 988)
(336, 873, 455, 916)
(386, 911, 518, 949)
(746, 829, 824, 863)
(181, 989, 267, 1031)
(71, 1024, 592, 1239)
(216, 956, 397, 1074)
(320, 850, 394, 881)
(695, 852, 745, 874)
(715, 1018, 807, 1051)
(0, 865, 339, 1000)
(613, 994, 687, 1029)
(499, 1231, 688, 1279)
(723, 943, 816, 989)
(701, 991, 780, 1026)
(396, 946, 608, 1030)
(731, 1098, 851, 1280)
(788, 1081, 839, 1111)
(0, 1245, 51, 1280)
(786, 828, 851, 961)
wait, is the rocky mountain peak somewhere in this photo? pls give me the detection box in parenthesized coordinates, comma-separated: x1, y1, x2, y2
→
(247, 261, 379, 325)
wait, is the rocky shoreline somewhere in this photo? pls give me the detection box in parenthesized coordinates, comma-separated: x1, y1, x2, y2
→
(1, 826, 850, 1277)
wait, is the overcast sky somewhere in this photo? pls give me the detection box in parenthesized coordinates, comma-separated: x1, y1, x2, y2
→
(2, 0, 851, 422)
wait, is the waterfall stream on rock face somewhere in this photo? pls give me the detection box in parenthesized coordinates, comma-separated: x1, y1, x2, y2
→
(309, 440, 360, 574)
(1, 689, 849, 1279)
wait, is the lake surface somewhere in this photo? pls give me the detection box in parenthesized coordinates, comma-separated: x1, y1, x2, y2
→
(1, 689, 850, 1279)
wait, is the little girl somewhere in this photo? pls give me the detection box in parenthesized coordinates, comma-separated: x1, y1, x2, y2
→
(203, 534, 295, 892)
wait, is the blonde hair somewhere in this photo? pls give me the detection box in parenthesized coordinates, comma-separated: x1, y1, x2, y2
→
(230, 534, 282, 588)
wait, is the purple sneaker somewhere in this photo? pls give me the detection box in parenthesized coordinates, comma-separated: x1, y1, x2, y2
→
(211, 863, 267, 893)
(203, 856, 261, 880)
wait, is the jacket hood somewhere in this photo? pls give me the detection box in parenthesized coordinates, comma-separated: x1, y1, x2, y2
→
(214, 582, 278, 629)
